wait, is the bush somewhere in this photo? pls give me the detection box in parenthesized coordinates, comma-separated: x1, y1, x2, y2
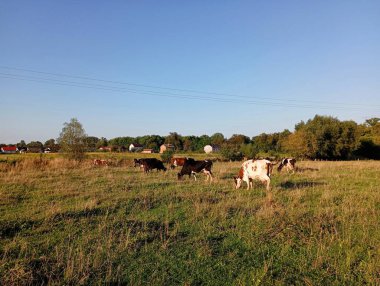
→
(160, 150, 174, 163)
(220, 146, 243, 161)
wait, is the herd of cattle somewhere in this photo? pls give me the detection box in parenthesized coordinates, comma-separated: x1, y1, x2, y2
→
(93, 157, 296, 190)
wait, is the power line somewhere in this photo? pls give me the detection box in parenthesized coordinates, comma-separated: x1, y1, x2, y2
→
(0, 66, 379, 110)
(2, 73, 378, 112)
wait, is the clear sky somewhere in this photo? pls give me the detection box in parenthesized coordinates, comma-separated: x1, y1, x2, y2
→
(1, 1, 379, 143)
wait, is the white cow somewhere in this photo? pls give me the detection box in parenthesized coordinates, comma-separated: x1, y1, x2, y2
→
(233, 159, 274, 190)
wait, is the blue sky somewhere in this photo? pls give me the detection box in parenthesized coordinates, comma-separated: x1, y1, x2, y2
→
(1, 1, 379, 143)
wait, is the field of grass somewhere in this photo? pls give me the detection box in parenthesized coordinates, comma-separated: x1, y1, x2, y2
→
(0, 154, 379, 285)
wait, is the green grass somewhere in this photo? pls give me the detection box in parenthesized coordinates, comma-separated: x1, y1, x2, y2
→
(0, 157, 379, 285)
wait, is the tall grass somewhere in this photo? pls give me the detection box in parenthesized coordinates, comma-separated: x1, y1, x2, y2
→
(0, 157, 379, 285)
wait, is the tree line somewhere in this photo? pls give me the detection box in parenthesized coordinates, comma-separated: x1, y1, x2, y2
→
(2, 115, 379, 160)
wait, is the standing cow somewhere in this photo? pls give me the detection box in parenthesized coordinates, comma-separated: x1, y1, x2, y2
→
(134, 158, 166, 173)
(233, 159, 274, 190)
(177, 158, 213, 181)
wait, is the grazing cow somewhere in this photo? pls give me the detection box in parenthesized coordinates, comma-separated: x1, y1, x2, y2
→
(134, 158, 166, 173)
(133, 158, 144, 168)
(93, 159, 109, 166)
(169, 157, 189, 169)
(177, 159, 213, 181)
(277, 158, 296, 173)
(233, 159, 274, 190)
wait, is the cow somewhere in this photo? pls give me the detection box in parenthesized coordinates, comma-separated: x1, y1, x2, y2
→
(233, 159, 274, 190)
(134, 158, 166, 173)
(277, 158, 296, 173)
(177, 158, 213, 181)
(93, 159, 109, 166)
(133, 158, 144, 168)
(169, 157, 189, 169)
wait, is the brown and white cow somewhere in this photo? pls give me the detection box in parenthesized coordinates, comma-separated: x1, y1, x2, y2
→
(169, 157, 188, 169)
(177, 158, 213, 181)
(233, 159, 274, 190)
(277, 158, 296, 173)
(93, 159, 109, 166)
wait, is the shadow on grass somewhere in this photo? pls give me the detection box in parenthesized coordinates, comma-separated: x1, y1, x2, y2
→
(50, 206, 118, 223)
(296, 167, 320, 172)
(279, 180, 326, 190)
(0, 219, 42, 239)
(121, 219, 189, 251)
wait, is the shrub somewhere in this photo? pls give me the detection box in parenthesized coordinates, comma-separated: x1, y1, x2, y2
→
(160, 150, 174, 163)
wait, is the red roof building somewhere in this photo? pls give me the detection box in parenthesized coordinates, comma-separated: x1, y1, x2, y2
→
(1, 146, 18, 153)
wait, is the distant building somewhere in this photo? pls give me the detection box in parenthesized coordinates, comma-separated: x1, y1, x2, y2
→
(129, 143, 144, 152)
(98, 146, 112, 152)
(27, 147, 44, 153)
(18, 147, 28, 153)
(160, 144, 175, 154)
(1, 146, 18, 154)
(141, 149, 155, 154)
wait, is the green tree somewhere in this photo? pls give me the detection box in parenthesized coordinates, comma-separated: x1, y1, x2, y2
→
(96, 137, 108, 149)
(84, 136, 100, 152)
(16, 140, 27, 148)
(210, 133, 225, 146)
(227, 134, 250, 148)
(165, 132, 183, 150)
(57, 118, 87, 161)
(27, 141, 44, 152)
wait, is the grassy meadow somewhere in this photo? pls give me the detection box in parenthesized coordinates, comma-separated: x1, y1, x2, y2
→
(0, 153, 379, 285)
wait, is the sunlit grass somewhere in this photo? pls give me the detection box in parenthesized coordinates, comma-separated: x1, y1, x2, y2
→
(0, 156, 379, 285)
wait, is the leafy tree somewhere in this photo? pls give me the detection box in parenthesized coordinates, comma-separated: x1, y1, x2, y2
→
(44, 139, 56, 148)
(96, 137, 108, 149)
(240, 143, 258, 159)
(210, 133, 225, 146)
(281, 129, 309, 158)
(165, 132, 183, 150)
(17, 140, 27, 148)
(227, 134, 250, 148)
(220, 144, 243, 161)
(182, 136, 197, 151)
(27, 141, 44, 153)
(84, 136, 100, 152)
(365, 117, 380, 127)
(57, 118, 87, 161)
(138, 135, 164, 151)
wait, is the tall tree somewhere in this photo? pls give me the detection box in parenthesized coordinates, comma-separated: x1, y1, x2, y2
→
(210, 133, 225, 146)
(165, 132, 183, 150)
(57, 118, 87, 161)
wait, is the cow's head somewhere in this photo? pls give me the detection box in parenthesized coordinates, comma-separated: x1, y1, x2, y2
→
(233, 176, 242, 189)
(133, 159, 140, 167)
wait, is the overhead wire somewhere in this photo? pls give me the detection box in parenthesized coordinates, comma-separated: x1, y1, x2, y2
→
(0, 66, 379, 110)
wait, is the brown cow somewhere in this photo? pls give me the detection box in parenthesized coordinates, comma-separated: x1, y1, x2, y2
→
(93, 159, 109, 166)
(169, 157, 189, 169)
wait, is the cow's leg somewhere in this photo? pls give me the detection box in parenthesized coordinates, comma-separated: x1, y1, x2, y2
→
(203, 169, 212, 182)
(243, 174, 250, 190)
(208, 170, 213, 182)
(260, 175, 270, 190)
